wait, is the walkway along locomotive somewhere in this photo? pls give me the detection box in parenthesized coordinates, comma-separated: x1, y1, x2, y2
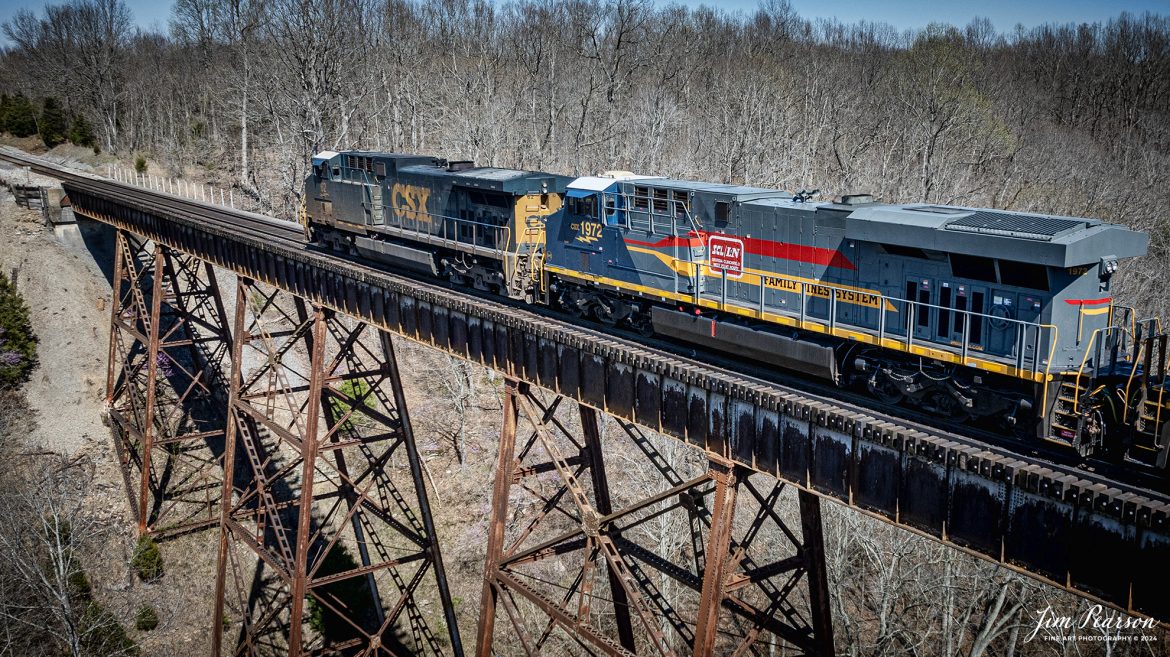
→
(303, 150, 1170, 472)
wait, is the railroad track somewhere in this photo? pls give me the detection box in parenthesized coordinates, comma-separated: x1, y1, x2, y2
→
(0, 146, 302, 244)
(4, 146, 1168, 504)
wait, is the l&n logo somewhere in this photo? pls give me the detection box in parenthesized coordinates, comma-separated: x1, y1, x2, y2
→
(707, 235, 744, 279)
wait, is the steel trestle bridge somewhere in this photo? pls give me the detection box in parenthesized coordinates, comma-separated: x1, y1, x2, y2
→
(2, 147, 1167, 656)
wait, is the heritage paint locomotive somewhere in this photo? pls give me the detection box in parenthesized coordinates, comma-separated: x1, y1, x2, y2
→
(304, 150, 1169, 471)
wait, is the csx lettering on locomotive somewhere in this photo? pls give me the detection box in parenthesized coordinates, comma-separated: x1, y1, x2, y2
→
(391, 182, 431, 227)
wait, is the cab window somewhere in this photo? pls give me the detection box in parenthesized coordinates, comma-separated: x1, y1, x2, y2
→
(714, 201, 731, 228)
(603, 194, 622, 226)
(567, 194, 598, 219)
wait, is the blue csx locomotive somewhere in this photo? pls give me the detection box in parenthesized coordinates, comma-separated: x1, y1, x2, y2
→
(303, 150, 1169, 470)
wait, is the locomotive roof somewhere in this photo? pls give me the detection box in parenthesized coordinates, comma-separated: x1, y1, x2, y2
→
(616, 177, 792, 202)
(568, 175, 662, 192)
(842, 203, 1148, 267)
(398, 164, 571, 194)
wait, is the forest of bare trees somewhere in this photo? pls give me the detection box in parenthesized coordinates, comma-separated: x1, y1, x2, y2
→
(1, 0, 1167, 312)
(1, 1, 1169, 655)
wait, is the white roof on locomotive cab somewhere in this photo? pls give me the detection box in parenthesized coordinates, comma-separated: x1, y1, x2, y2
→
(311, 151, 341, 166)
(568, 175, 661, 192)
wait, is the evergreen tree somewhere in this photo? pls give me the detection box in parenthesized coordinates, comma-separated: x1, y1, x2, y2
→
(0, 94, 10, 133)
(68, 114, 97, 149)
(0, 273, 37, 387)
(1, 93, 38, 138)
(38, 97, 68, 147)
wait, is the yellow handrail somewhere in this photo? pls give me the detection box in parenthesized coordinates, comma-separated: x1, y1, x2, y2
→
(534, 250, 548, 293)
(500, 226, 513, 284)
(1156, 384, 1166, 437)
(1069, 328, 1107, 414)
(1123, 340, 1147, 415)
(1040, 324, 1059, 418)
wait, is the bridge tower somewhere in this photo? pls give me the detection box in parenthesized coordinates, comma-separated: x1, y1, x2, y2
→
(105, 230, 233, 538)
(101, 230, 835, 656)
(475, 380, 835, 656)
(209, 277, 463, 656)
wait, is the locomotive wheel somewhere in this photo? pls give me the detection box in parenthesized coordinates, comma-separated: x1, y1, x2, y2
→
(632, 314, 655, 338)
(867, 371, 904, 405)
(560, 292, 587, 319)
(593, 301, 619, 327)
(929, 391, 971, 422)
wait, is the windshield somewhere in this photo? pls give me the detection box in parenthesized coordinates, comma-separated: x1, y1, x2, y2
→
(567, 193, 598, 219)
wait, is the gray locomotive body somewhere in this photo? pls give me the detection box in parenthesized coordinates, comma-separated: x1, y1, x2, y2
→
(540, 177, 1157, 458)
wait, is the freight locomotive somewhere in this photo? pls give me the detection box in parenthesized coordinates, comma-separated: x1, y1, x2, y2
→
(303, 150, 1170, 471)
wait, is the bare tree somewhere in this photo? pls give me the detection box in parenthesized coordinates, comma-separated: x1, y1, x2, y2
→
(0, 454, 133, 657)
(4, 0, 133, 152)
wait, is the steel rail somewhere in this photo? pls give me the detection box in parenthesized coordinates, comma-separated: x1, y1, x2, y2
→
(0, 146, 302, 243)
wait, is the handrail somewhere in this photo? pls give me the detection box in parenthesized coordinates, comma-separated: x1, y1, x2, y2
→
(619, 188, 704, 234)
(1071, 328, 1108, 414)
(782, 278, 1049, 368)
(1156, 382, 1166, 440)
(686, 267, 1052, 376)
(535, 250, 548, 293)
(1112, 305, 1140, 357)
(330, 174, 511, 242)
(1124, 339, 1148, 416)
(1040, 324, 1060, 417)
(500, 226, 514, 284)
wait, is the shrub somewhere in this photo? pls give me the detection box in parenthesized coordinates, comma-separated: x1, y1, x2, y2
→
(80, 601, 139, 656)
(0, 272, 38, 388)
(130, 535, 163, 581)
(134, 605, 159, 631)
(38, 97, 68, 148)
(134, 155, 147, 174)
(329, 379, 375, 430)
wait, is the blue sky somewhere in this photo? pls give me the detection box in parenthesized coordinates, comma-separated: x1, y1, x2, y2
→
(0, 0, 1167, 42)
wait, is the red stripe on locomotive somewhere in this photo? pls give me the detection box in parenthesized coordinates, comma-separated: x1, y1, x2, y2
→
(623, 231, 857, 270)
(1063, 297, 1112, 305)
